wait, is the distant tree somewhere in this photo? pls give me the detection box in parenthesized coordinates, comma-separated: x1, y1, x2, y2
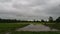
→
(36, 20, 40, 22)
(0, 18, 1, 20)
(48, 16, 53, 22)
(55, 17, 60, 22)
(41, 19, 45, 22)
(33, 19, 35, 22)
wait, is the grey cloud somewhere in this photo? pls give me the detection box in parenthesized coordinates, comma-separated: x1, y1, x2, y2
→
(0, 0, 60, 20)
(0, 0, 12, 3)
(45, 5, 60, 16)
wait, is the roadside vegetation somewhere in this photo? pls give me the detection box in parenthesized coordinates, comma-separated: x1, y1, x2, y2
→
(0, 23, 29, 34)
(0, 16, 60, 34)
(11, 31, 60, 34)
(44, 23, 60, 30)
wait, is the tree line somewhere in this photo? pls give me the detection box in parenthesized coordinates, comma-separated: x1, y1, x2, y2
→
(41, 16, 60, 23)
(0, 16, 60, 23)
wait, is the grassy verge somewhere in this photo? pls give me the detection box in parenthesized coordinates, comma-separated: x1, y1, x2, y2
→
(44, 23, 60, 30)
(0, 23, 29, 34)
(11, 31, 60, 34)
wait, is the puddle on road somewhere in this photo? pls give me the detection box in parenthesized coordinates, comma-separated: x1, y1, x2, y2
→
(16, 24, 59, 31)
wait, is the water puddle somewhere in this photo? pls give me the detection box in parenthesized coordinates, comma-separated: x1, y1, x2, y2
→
(16, 24, 59, 31)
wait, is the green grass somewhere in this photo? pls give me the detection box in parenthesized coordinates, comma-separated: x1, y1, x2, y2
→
(44, 23, 60, 30)
(0, 22, 60, 34)
(0, 23, 29, 34)
(11, 31, 60, 34)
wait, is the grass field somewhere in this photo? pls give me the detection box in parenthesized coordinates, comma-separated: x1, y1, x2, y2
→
(11, 31, 60, 34)
(0, 22, 60, 34)
(44, 23, 60, 30)
(0, 23, 29, 34)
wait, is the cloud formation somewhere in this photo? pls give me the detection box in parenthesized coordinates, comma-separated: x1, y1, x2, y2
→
(0, 0, 60, 20)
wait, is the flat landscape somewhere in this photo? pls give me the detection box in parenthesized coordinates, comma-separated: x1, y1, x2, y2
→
(0, 23, 29, 34)
(0, 22, 60, 34)
(0, 0, 60, 34)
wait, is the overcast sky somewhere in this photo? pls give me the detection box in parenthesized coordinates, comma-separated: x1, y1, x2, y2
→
(0, 0, 60, 20)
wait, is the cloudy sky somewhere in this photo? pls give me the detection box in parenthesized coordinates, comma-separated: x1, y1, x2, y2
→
(0, 0, 60, 20)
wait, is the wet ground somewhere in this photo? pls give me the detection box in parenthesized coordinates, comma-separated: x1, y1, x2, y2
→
(16, 24, 59, 31)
